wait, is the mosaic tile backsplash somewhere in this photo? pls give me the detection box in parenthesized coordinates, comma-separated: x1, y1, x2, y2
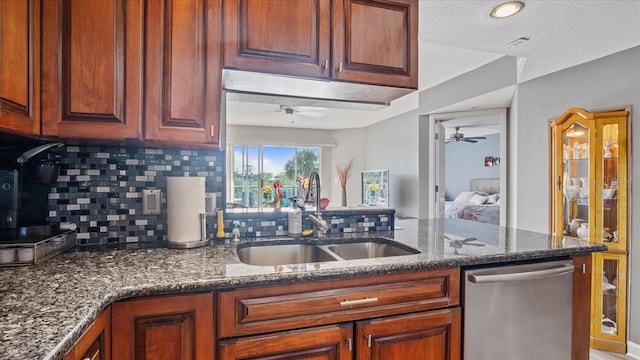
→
(48, 146, 225, 246)
(47, 146, 394, 247)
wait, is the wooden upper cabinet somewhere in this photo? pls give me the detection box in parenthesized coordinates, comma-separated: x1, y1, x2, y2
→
(223, 0, 331, 79)
(332, 0, 418, 89)
(41, 0, 143, 141)
(222, 0, 417, 89)
(111, 293, 214, 360)
(0, 0, 40, 135)
(145, 0, 222, 147)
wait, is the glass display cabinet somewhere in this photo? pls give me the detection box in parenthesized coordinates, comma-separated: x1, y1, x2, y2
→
(550, 107, 629, 353)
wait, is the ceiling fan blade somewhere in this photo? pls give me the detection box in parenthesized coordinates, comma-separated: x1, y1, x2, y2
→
(445, 139, 452, 143)
(463, 139, 478, 143)
(466, 136, 487, 140)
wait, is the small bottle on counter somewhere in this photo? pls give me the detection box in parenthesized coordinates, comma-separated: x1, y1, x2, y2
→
(288, 199, 302, 236)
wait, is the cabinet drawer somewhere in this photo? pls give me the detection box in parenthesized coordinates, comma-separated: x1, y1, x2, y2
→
(217, 268, 459, 338)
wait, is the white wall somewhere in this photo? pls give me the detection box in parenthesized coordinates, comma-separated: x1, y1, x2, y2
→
(329, 128, 365, 207)
(364, 109, 420, 217)
(513, 46, 640, 345)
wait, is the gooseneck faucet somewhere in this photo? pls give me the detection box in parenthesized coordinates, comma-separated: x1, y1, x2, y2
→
(304, 171, 329, 237)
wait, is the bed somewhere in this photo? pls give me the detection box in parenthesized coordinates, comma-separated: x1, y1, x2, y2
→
(445, 178, 501, 225)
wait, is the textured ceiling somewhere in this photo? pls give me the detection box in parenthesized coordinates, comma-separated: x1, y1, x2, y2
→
(227, 0, 640, 130)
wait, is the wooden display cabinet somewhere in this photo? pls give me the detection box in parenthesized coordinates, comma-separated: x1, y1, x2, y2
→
(549, 107, 629, 353)
(591, 252, 628, 353)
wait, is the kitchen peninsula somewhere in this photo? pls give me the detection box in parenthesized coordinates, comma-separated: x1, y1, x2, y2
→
(0, 219, 605, 360)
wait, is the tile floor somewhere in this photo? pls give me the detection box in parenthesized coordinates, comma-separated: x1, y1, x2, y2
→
(591, 348, 636, 359)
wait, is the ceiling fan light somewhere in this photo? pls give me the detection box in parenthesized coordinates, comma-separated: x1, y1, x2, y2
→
(490, 1, 524, 18)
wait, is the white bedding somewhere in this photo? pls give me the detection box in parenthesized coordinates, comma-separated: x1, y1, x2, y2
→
(445, 201, 500, 225)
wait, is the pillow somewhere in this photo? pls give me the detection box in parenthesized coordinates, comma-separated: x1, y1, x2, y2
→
(469, 194, 489, 205)
(485, 193, 500, 204)
(454, 191, 477, 202)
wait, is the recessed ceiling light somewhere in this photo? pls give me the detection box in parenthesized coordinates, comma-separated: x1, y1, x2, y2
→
(490, 1, 525, 18)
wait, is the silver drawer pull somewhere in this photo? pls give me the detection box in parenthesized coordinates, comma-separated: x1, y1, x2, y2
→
(339, 297, 378, 306)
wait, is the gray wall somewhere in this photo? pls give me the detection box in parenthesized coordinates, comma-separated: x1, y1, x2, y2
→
(513, 46, 640, 345)
(364, 109, 420, 217)
(444, 133, 500, 199)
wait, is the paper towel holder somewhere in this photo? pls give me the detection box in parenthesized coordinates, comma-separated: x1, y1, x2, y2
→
(166, 213, 210, 249)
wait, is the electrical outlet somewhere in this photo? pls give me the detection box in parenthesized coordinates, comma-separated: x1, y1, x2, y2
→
(142, 189, 161, 215)
(205, 193, 216, 215)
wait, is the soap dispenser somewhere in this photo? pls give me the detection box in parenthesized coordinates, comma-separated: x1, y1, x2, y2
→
(288, 199, 302, 236)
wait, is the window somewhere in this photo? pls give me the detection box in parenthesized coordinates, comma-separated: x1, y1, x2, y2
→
(227, 145, 320, 210)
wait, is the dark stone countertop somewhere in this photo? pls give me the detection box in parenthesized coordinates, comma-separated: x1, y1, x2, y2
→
(0, 219, 606, 360)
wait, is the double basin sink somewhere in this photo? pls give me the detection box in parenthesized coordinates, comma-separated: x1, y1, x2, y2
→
(236, 237, 420, 266)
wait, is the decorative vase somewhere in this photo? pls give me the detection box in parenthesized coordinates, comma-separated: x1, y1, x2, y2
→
(577, 223, 589, 239)
(341, 187, 347, 207)
(569, 218, 584, 234)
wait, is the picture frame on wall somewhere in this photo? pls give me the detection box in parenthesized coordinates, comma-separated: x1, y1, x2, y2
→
(484, 156, 494, 167)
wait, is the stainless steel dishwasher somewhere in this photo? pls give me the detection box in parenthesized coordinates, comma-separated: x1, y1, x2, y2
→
(463, 259, 575, 360)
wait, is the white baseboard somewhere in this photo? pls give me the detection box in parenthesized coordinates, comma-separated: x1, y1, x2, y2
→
(628, 341, 640, 359)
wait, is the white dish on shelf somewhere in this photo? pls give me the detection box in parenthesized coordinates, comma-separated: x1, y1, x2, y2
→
(603, 188, 616, 199)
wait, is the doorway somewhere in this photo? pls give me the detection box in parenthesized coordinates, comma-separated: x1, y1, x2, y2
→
(428, 108, 508, 226)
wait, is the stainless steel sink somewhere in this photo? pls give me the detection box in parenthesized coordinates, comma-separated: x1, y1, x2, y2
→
(236, 244, 337, 266)
(326, 240, 420, 260)
(236, 238, 420, 266)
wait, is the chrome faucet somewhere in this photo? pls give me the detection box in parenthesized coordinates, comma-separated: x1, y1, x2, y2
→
(304, 171, 329, 237)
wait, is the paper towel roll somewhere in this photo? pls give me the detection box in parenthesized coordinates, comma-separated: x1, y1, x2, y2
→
(167, 177, 206, 244)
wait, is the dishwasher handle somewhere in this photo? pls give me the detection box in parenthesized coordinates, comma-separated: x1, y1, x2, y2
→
(468, 264, 574, 284)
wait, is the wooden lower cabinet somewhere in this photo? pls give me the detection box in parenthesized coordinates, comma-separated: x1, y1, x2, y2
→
(219, 324, 353, 360)
(111, 292, 214, 360)
(64, 307, 111, 360)
(218, 308, 460, 360)
(357, 308, 460, 360)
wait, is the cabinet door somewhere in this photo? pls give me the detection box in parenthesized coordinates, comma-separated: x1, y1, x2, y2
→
(41, 0, 143, 140)
(218, 324, 352, 360)
(572, 255, 592, 360)
(550, 109, 596, 238)
(0, 0, 40, 134)
(595, 117, 628, 252)
(591, 252, 627, 353)
(111, 293, 214, 360)
(222, 0, 331, 79)
(332, 0, 418, 89)
(145, 0, 222, 147)
(64, 307, 111, 360)
(356, 308, 461, 360)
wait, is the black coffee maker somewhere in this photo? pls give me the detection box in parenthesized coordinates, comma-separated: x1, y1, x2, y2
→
(0, 142, 64, 240)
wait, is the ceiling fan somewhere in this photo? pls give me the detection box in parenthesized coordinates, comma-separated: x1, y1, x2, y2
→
(275, 105, 329, 124)
(445, 127, 487, 143)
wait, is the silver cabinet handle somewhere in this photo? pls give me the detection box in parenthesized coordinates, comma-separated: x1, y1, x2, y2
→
(324, 59, 329, 69)
(200, 213, 206, 242)
(365, 334, 372, 348)
(337, 62, 343, 72)
(346, 337, 352, 351)
(339, 297, 378, 306)
(468, 264, 575, 284)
